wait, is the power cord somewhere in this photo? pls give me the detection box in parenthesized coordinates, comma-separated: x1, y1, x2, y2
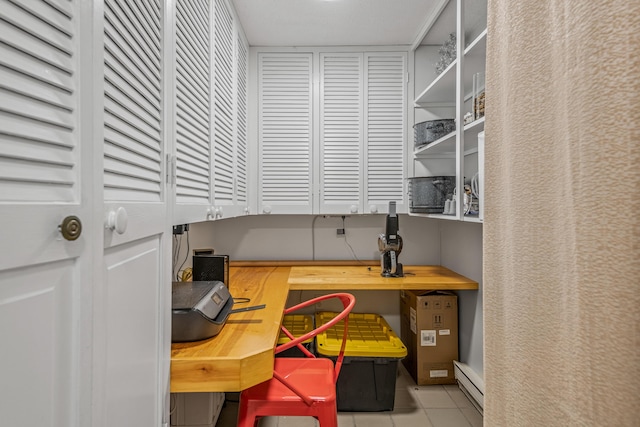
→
(172, 234, 181, 280)
(311, 215, 320, 261)
(342, 216, 368, 266)
(176, 229, 190, 281)
(169, 394, 176, 415)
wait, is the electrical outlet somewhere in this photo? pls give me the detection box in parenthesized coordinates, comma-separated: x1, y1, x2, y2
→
(336, 228, 345, 236)
(172, 224, 189, 235)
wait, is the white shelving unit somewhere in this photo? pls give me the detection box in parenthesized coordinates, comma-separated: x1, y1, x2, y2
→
(409, 0, 486, 222)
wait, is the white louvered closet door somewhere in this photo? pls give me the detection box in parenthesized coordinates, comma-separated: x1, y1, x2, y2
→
(364, 53, 407, 214)
(258, 53, 314, 214)
(174, 0, 212, 224)
(101, 0, 170, 425)
(235, 30, 249, 214)
(0, 1, 94, 425)
(319, 53, 364, 214)
(212, 0, 235, 218)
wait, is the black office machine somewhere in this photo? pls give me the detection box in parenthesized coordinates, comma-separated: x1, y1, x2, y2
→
(378, 201, 404, 277)
(171, 281, 265, 342)
(192, 254, 229, 284)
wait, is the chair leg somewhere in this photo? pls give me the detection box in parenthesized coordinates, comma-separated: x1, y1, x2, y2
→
(315, 405, 338, 427)
(236, 400, 257, 427)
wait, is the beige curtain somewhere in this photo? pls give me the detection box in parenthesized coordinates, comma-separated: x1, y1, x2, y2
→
(484, 1, 640, 425)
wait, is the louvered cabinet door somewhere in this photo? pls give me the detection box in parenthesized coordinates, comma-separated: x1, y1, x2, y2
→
(0, 0, 94, 425)
(212, 0, 235, 218)
(235, 29, 249, 214)
(174, 0, 212, 224)
(364, 53, 407, 214)
(102, 0, 169, 425)
(319, 53, 364, 215)
(258, 53, 314, 214)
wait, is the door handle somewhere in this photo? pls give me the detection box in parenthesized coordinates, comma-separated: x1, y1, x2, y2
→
(105, 207, 128, 234)
(59, 215, 82, 241)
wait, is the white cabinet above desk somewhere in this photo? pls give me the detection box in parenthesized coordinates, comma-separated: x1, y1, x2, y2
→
(252, 48, 408, 216)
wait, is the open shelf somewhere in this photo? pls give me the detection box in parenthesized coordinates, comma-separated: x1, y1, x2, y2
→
(464, 28, 487, 57)
(463, 116, 485, 154)
(409, 212, 459, 220)
(414, 29, 486, 108)
(410, 2, 486, 223)
(463, 214, 482, 223)
(413, 130, 457, 157)
(463, 29, 487, 92)
(414, 59, 457, 106)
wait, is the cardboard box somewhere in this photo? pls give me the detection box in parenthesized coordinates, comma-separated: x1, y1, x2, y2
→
(400, 290, 458, 385)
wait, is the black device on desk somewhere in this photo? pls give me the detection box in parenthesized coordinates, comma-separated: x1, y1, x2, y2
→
(192, 254, 229, 285)
(378, 201, 404, 277)
(171, 281, 265, 342)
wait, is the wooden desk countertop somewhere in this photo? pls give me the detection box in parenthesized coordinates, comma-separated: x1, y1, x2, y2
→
(170, 262, 478, 393)
(170, 266, 290, 393)
(287, 264, 478, 290)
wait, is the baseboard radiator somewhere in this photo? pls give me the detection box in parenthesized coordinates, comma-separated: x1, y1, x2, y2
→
(453, 361, 484, 414)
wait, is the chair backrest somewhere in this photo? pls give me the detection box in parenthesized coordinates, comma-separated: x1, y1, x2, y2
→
(276, 293, 356, 380)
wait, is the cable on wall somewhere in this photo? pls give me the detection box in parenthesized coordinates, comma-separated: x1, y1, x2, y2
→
(172, 234, 181, 279)
(342, 216, 368, 266)
(311, 215, 320, 260)
(176, 230, 190, 281)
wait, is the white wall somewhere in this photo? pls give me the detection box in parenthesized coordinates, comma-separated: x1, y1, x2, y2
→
(440, 220, 484, 378)
(183, 214, 439, 264)
(174, 214, 483, 375)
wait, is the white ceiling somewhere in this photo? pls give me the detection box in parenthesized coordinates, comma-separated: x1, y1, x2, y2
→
(231, 0, 440, 47)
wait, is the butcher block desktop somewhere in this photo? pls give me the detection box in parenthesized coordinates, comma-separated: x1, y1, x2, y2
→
(170, 266, 289, 393)
(170, 261, 478, 392)
(287, 264, 478, 290)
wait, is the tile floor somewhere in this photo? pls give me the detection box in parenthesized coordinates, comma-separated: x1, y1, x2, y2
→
(215, 364, 483, 427)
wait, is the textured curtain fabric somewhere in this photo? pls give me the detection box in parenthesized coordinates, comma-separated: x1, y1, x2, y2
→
(484, 1, 640, 425)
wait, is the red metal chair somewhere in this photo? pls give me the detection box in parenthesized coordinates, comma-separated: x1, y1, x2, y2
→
(237, 293, 356, 427)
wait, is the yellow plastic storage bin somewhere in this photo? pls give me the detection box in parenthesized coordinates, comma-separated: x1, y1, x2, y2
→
(315, 312, 407, 411)
(315, 312, 407, 358)
(277, 314, 314, 357)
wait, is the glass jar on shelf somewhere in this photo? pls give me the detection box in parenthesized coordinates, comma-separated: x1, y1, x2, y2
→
(472, 72, 485, 120)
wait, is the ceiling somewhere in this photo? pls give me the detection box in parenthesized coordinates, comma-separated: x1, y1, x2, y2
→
(231, 0, 440, 47)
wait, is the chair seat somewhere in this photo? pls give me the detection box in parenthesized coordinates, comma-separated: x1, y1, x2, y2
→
(237, 293, 355, 427)
(242, 358, 336, 403)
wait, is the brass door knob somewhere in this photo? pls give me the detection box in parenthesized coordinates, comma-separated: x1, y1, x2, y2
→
(59, 216, 82, 241)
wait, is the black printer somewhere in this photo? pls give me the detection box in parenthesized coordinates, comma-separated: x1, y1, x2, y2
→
(171, 281, 233, 342)
(171, 281, 265, 342)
